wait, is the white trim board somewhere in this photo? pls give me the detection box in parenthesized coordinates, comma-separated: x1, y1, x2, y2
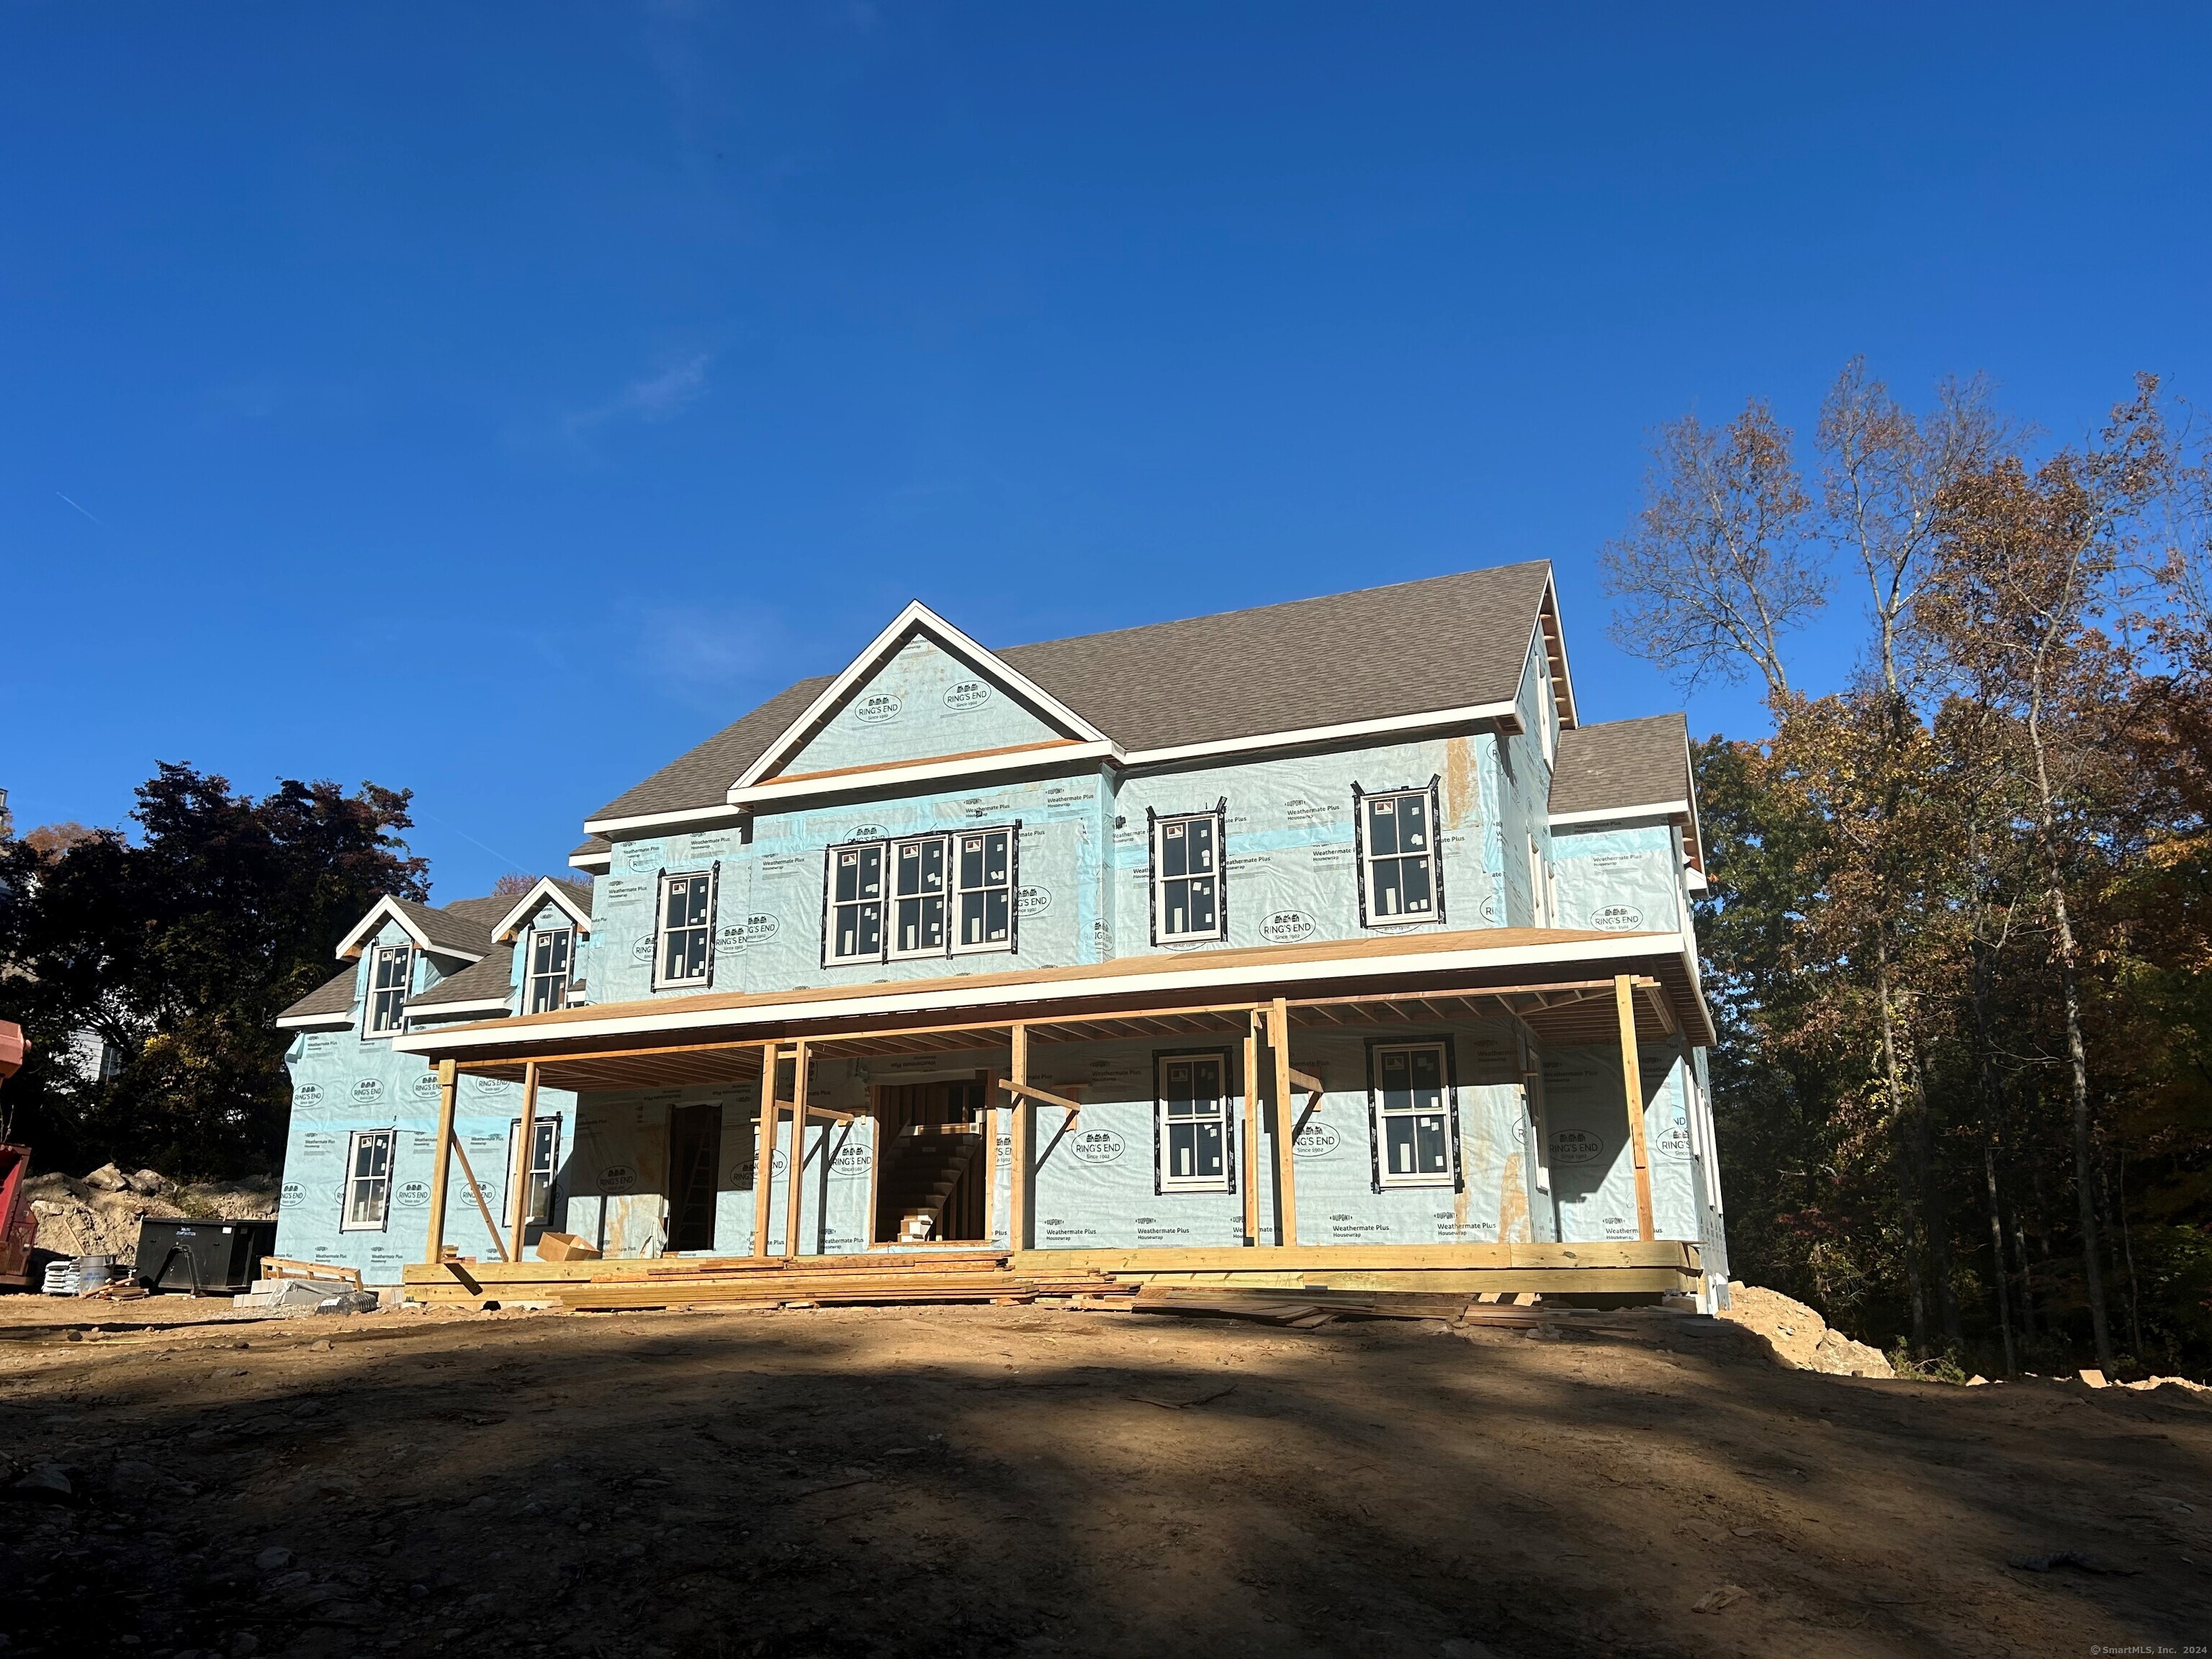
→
(332, 896, 486, 965)
(395, 931, 1687, 1058)
(491, 877, 593, 943)
(729, 601, 1110, 796)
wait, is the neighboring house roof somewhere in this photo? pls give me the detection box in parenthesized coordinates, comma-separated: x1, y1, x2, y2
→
(277, 964, 359, 1027)
(590, 561, 1565, 827)
(407, 948, 518, 1017)
(1547, 713, 1702, 869)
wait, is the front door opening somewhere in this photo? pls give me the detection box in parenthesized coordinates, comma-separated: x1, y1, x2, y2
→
(667, 1102, 723, 1254)
(873, 1078, 988, 1244)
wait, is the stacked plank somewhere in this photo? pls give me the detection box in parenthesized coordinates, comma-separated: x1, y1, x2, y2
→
(552, 1250, 1132, 1312)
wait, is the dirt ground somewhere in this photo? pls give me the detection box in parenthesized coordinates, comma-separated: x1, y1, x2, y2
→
(2, 1295, 2208, 1659)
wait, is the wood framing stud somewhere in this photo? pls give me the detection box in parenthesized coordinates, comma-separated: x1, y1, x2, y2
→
(998, 1077, 1083, 1122)
(1009, 1023, 1031, 1251)
(1241, 1014, 1261, 1246)
(1615, 975, 1655, 1241)
(751, 1041, 776, 1259)
(447, 1133, 512, 1264)
(508, 1061, 541, 1251)
(1269, 998, 1299, 1247)
(424, 1058, 459, 1266)
(782, 1040, 811, 1258)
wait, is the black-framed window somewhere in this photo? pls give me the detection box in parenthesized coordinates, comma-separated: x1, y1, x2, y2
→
(822, 825, 1019, 966)
(655, 869, 716, 989)
(341, 1128, 396, 1231)
(1151, 808, 1226, 943)
(1354, 783, 1444, 926)
(506, 1114, 562, 1226)
(1156, 1048, 1236, 1193)
(1368, 1039, 1459, 1190)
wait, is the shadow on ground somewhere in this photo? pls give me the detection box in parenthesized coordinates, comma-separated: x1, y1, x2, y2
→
(1, 1300, 2207, 1658)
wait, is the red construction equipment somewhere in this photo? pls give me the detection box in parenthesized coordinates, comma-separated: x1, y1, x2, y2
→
(0, 1021, 35, 1288)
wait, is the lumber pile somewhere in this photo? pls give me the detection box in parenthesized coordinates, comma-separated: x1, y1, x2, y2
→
(550, 1250, 1134, 1312)
(1129, 1285, 1554, 1328)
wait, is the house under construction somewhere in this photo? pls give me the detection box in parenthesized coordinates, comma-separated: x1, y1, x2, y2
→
(272, 560, 1728, 1310)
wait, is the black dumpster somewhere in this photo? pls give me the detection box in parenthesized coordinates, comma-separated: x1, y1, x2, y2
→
(132, 1218, 279, 1295)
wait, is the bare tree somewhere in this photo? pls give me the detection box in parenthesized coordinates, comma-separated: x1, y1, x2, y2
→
(1602, 400, 1825, 701)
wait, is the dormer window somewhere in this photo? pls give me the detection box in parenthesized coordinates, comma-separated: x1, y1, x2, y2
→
(527, 927, 575, 1014)
(366, 945, 412, 1035)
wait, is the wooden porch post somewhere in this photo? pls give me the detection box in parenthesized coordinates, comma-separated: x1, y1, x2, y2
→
(781, 1040, 811, 1258)
(423, 1058, 458, 1264)
(1614, 975, 1655, 1241)
(1241, 1012, 1261, 1246)
(1008, 1022, 1030, 1252)
(508, 1061, 540, 1251)
(1269, 998, 1298, 1247)
(751, 1042, 777, 1259)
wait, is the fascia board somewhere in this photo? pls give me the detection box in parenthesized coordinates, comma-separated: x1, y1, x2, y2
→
(405, 998, 513, 1017)
(567, 853, 612, 872)
(581, 803, 747, 837)
(275, 1010, 356, 1030)
(731, 739, 1118, 808)
(1547, 801, 1693, 829)
(392, 932, 1683, 1058)
(333, 896, 431, 961)
(492, 878, 594, 942)
(1120, 701, 1519, 769)
(729, 602, 1112, 796)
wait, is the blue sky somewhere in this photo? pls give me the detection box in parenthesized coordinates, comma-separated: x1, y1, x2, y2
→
(4, 5, 2206, 898)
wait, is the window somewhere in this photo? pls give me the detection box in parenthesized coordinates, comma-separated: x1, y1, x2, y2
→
(341, 1129, 396, 1231)
(1152, 810, 1225, 943)
(822, 827, 1018, 965)
(954, 828, 1012, 953)
(828, 843, 885, 964)
(367, 945, 412, 1035)
(1156, 1051, 1234, 1192)
(655, 870, 715, 988)
(1357, 786, 1441, 925)
(1371, 1042, 1455, 1188)
(891, 834, 948, 958)
(506, 1115, 562, 1226)
(527, 927, 574, 1014)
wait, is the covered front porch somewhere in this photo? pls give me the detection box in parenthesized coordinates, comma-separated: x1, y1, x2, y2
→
(396, 927, 1721, 1309)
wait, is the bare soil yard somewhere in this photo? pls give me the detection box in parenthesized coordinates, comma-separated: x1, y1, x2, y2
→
(1, 1297, 2206, 1658)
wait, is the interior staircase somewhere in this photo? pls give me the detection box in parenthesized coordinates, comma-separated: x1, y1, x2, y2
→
(878, 1125, 984, 1243)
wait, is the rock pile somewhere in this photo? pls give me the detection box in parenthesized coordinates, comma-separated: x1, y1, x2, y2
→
(1717, 1282, 1896, 1378)
(26, 1164, 277, 1259)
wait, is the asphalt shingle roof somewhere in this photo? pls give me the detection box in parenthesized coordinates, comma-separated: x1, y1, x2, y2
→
(278, 964, 358, 1023)
(1547, 714, 1693, 819)
(408, 947, 517, 1015)
(590, 561, 1559, 826)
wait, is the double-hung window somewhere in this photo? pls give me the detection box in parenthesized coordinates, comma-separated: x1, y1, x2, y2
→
(891, 835, 949, 958)
(1157, 1051, 1233, 1192)
(656, 871, 715, 989)
(1371, 1041, 1455, 1188)
(1358, 786, 1441, 925)
(366, 945, 412, 1036)
(824, 827, 1017, 965)
(507, 1115, 562, 1226)
(341, 1129, 396, 1231)
(953, 828, 1012, 953)
(527, 927, 574, 1014)
(828, 844, 886, 964)
(1152, 810, 1225, 943)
